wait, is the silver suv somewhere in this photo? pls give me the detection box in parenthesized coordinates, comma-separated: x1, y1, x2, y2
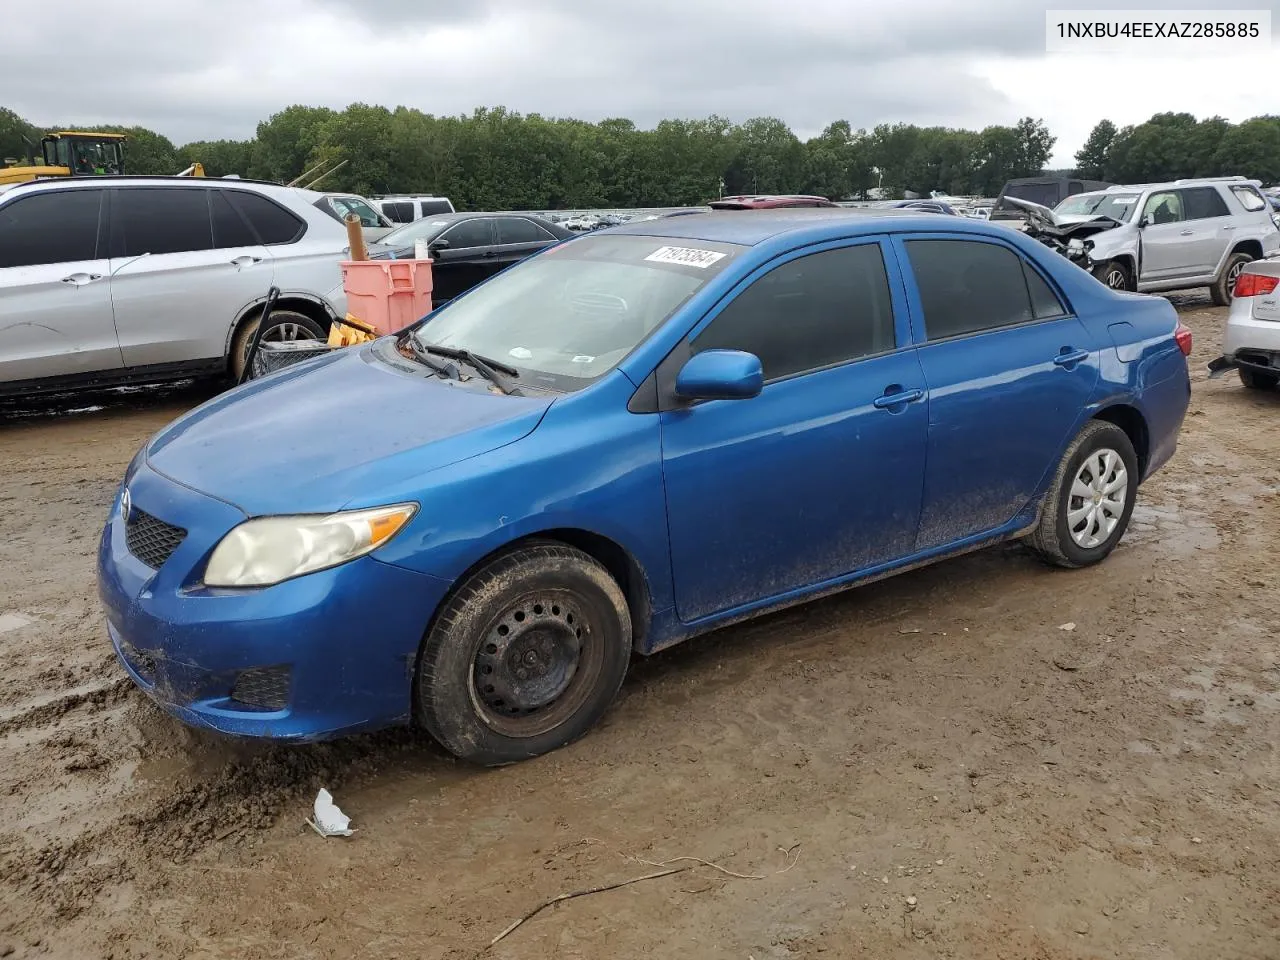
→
(1010, 177, 1280, 305)
(0, 176, 350, 395)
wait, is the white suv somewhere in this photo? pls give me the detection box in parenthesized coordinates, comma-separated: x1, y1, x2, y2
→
(0, 177, 350, 395)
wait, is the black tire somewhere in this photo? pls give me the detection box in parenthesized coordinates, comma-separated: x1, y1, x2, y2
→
(230, 308, 326, 380)
(1025, 420, 1139, 569)
(415, 543, 632, 766)
(1239, 367, 1279, 391)
(1211, 252, 1252, 307)
(1091, 260, 1134, 292)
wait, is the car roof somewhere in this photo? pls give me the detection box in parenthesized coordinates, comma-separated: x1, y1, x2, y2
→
(607, 207, 994, 246)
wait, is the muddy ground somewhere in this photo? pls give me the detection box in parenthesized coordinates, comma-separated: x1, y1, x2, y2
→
(1, 300, 1277, 959)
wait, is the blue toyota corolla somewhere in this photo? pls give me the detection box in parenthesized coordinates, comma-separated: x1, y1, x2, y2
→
(98, 210, 1192, 765)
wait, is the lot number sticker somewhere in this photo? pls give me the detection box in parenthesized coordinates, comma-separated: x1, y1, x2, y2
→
(645, 246, 726, 268)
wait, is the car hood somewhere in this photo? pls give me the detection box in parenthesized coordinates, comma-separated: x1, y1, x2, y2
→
(145, 345, 553, 516)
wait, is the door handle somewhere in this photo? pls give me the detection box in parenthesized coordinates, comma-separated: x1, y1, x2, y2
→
(872, 387, 924, 409)
(1053, 348, 1090, 367)
(1222, 225, 1236, 231)
(482, 250, 497, 259)
(1179, 229, 1194, 236)
(61, 272, 104, 285)
(230, 255, 263, 267)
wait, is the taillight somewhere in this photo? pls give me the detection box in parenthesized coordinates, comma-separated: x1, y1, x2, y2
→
(1174, 322, 1193, 357)
(1233, 272, 1279, 298)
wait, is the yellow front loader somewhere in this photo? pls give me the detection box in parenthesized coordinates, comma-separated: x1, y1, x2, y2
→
(0, 131, 127, 186)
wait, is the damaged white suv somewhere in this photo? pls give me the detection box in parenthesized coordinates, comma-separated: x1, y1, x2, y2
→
(1008, 177, 1280, 305)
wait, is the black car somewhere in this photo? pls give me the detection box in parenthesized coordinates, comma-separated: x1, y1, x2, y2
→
(368, 213, 574, 304)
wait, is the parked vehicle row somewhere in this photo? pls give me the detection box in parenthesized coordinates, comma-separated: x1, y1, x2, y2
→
(99, 208, 1192, 764)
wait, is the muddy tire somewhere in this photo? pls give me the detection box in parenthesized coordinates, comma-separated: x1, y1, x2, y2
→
(415, 543, 631, 766)
(1240, 367, 1279, 390)
(1091, 260, 1134, 292)
(230, 309, 326, 380)
(1025, 420, 1139, 569)
(1211, 252, 1252, 307)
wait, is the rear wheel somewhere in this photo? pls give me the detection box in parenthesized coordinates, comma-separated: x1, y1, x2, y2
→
(415, 543, 632, 766)
(1239, 367, 1279, 390)
(1211, 252, 1252, 306)
(1091, 260, 1133, 292)
(1026, 420, 1139, 569)
(230, 309, 325, 380)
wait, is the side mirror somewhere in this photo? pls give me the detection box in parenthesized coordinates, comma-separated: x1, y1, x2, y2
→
(1138, 214, 1151, 228)
(674, 349, 763, 402)
(429, 238, 450, 253)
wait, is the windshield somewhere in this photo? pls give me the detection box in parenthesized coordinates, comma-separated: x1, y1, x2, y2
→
(1054, 192, 1140, 220)
(380, 217, 455, 247)
(410, 234, 743, 392)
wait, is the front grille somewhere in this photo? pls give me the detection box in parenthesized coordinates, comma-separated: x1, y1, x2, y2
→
(230, 666, 291, 711)
(125, 508, 187, 569)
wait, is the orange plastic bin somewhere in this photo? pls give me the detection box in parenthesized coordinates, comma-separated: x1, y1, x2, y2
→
(340, 259, 433, 336)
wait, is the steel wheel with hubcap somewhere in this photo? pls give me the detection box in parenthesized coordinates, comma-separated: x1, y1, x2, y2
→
(1026, 420, 1139, 568)
(1066, 449, 1128, 549)
(417, 542, 632, 765)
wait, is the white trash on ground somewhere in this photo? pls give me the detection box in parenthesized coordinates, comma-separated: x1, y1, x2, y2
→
(308, 788, 354, 837)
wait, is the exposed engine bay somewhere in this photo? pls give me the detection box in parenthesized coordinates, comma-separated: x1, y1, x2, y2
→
(1000, 196, 1125, 267)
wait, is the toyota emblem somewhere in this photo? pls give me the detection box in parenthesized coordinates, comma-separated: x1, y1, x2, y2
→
(120, 487, 131, 522)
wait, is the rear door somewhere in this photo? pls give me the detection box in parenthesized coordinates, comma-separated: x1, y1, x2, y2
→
(494, 217, 559, 271)
(895, 235, 1099, 551)
(431, 218, 496, 302)
(0, 187, 121, 384)
(1179, 186, 1234, 276)
(658, 239, 929, 623)
(108, 186, 273, 368)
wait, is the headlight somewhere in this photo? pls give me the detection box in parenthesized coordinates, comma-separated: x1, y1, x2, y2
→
(203, 503, 417, 587)
(1067, 238, 1085, 255)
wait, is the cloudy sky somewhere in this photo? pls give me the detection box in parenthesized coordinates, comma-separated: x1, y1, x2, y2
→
(4, 0, 1276, 167)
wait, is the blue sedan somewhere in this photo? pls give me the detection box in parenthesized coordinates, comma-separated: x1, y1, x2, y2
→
(98, 210, 1192, 765)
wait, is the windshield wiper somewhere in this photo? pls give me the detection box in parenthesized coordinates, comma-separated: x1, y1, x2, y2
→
(399, 334, 461, 380)
(412, 339, 522, 395)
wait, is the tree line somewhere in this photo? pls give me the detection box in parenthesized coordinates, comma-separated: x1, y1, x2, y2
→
(2, 103, 1277, 211)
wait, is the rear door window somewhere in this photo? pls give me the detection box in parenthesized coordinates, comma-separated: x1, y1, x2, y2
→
(224, 191, 305, 244)
(210, 191, 259, 248)
(419, 199, 454, 216)
(1181, 187, 1231, 220)
(497, 217, 555, 244)
(439, 218, 493, 249)
(113, 187, 213, 257)
(693, 243, 896, 381)
(1230, 185, 1268, 212)
(0, 189, 104, 268)
(905, 239, 1036, 341)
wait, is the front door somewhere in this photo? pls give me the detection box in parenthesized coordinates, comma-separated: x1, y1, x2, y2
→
(894, 235, 1100, 551)
(0, 187, 121, 384)
(431, 218, 497, 303)
(1138, 189, 1197, 281)
(108, 186, 272, 368)
(659, 239, 929, 624)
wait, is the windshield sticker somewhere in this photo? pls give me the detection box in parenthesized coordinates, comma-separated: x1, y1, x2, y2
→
(508, 347, 533, 360)
(644, 246, 726, 269)
(571, 355, 595, 364)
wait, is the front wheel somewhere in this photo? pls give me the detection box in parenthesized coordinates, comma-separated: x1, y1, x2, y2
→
(1025, 420, 1139, 569)
(1091, 260, 1134, 292)
(415, 543, 632, 766)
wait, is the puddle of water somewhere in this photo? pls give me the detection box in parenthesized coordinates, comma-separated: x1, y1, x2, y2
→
(1126, 502, 1220, 553)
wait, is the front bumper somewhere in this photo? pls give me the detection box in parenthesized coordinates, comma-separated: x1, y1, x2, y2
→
(97, 460, 451, 741)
